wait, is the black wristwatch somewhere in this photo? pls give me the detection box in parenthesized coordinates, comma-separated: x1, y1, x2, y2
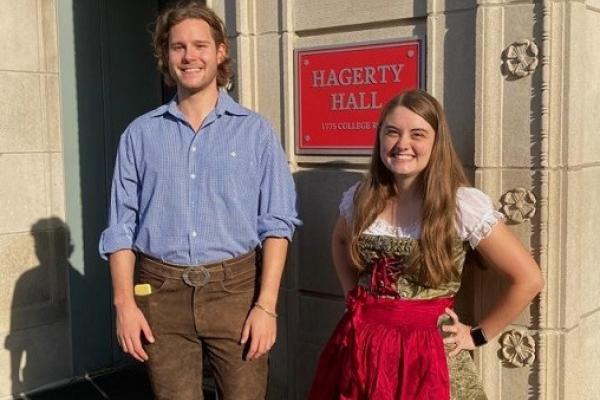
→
(470, 326, 488, 347)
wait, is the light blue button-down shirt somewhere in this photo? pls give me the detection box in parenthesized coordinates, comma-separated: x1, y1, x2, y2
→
(99, 91, 300, 265)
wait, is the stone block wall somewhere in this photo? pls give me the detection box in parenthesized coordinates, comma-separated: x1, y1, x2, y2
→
(0, 0, 71, 397)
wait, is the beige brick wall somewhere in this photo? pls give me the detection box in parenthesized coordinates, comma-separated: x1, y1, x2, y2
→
(0, 0, 71, 397)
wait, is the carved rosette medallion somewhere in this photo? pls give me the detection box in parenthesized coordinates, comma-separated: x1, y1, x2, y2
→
(503, 39, 539, 78)
(500, 187, 536, 224)
(500, 329, 536, 368)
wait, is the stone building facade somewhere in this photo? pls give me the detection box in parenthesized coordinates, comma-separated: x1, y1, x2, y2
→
(0, 0, 599, 399)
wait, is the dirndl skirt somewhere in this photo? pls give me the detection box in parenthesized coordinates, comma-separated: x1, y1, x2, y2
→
(308, 287, 453, 400)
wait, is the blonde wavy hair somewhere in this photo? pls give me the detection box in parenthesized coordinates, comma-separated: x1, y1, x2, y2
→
(152, 0, 232, 88)
(350, 89, 470, 287)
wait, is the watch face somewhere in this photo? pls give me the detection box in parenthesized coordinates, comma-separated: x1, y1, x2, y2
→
(470, 327, 487, 347)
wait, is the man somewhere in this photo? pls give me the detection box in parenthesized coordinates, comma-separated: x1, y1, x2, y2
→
(99, 2, 299, 399)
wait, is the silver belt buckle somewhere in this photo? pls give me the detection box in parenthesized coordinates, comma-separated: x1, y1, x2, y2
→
(182, 266, 210, 287)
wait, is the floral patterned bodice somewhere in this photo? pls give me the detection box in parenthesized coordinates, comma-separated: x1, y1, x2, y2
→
(357, 234, 469, 300)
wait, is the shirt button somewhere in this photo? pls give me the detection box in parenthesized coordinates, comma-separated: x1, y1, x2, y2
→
(190, 173, 196, 179)
(192, 231, 197, 237)
(191, 146, 196, 152)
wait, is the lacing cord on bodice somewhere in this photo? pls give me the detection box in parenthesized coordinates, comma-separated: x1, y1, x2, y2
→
(368, 257, 404, 298)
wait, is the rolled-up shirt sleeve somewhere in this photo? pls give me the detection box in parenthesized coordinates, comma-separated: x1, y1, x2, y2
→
(256, 122, 301, 242)
(98, 127, 139, 259)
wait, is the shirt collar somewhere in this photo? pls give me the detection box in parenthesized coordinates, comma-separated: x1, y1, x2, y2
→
(149, 90, 249, 119)
(215, 90, 249, 116)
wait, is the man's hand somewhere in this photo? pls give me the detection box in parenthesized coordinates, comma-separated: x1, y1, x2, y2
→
(116, 302, 155, 362)
(240, 306, 276, 361)
(109, 250, 155, 362)
(240, 237, 286, 361)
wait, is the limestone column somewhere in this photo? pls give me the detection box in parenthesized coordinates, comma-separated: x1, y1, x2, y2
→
(0, 0, 70, 396)
(475, 1, 600, 398)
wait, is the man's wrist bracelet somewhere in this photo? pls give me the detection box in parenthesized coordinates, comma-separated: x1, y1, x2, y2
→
(254, 302, 278, 319)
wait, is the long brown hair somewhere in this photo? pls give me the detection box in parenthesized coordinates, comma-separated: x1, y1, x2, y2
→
(350, 90, 470, 287)
(152, 0, 233, 88)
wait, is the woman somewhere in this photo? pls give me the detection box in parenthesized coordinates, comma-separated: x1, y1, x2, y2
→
(308, 90, 543, 400)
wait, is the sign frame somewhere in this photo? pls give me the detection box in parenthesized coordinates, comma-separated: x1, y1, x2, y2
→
(294, 37, 425, 156)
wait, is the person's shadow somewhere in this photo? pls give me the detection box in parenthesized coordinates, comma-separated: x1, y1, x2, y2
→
(4, 217, 75, 396)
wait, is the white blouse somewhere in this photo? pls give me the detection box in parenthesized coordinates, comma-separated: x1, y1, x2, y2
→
(339, 183, 505, 249)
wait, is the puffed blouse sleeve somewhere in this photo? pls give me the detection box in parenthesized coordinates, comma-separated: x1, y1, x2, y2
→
(456, 187, 505, 249)
(339, 182, 360, 223)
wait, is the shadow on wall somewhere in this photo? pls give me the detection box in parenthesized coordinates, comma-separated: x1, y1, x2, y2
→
(438, 0, 480, 345)
(294, 165, 365, 297)
(526, 4, 545, 399)
(4, 217, 78, 396)
(68, 0, 162, 375)
(291, 165, 364, 399)
(441, 0, 477, 170)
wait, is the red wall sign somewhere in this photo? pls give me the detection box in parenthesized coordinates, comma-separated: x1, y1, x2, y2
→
(295, 39, 422, 154)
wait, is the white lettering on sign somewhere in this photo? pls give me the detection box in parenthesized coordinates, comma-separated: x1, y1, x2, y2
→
(311, 64, 405, 88)
(331, 92, 383, 111)
(320, 121, 379, 131)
